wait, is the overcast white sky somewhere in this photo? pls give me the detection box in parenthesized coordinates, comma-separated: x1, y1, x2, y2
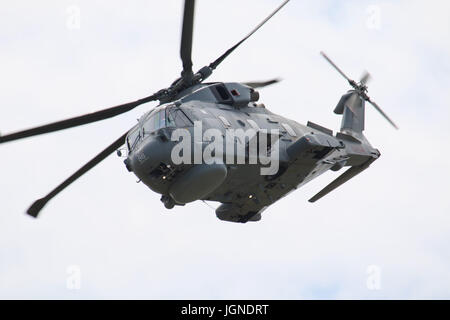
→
(1, 0, 449, 299)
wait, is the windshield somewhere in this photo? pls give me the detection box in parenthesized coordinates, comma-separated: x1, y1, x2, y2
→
(143, 105, 192, 136)
(127, 105, 192, 151)
(126, 127, 140, 151)
(143, 109, 165, 135)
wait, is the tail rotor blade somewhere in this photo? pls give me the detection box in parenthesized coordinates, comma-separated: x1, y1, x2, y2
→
(367, 98, 399, 129)
(27, 132, 128, 218)
(360, 70, 371, 86)
(320, 51, 354, 85)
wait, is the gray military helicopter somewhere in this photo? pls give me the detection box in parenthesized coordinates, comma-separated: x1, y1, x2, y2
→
(0, 0, 397, 223)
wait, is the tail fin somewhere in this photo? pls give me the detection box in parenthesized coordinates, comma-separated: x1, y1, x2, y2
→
(335, 91, 365, 134)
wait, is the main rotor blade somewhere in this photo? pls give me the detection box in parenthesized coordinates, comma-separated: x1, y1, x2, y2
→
(367, 98, 399, 129)
(208, 0, 290, 71)
(27, 131, 128, 218)
(244, 78, 282, 89)
(320, 51, 353, 84)
(0, 94, 157, 144)
(180, 0, 195, 78)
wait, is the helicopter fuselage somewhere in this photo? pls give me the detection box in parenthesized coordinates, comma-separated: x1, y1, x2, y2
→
(124, 82, 380, 223)
(1, 1, 391, 220)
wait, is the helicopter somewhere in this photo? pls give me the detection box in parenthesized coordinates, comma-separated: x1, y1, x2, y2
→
(0, 0, 397, 223)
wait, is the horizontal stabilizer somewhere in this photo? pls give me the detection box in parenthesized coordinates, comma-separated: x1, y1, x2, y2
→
(308, 159, 375, 203)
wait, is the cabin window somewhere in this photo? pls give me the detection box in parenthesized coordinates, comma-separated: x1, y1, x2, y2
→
(281, 123, 297, 137)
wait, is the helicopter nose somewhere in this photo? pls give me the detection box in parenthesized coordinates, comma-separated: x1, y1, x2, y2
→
(126, 135, 173, 175)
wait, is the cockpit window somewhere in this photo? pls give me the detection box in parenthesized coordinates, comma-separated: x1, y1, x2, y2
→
(142, 105, 192, 137)
(143, 110, 162, 135)
(127, 105, 193, 151)
(167, 105, 192, 127)
(159, 109, 166, 129)
(166, 110, 176, 127)
(127, 127, 140, 151)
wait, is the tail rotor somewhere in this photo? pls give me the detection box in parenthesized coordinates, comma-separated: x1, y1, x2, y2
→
(320, 51, 398, 130)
